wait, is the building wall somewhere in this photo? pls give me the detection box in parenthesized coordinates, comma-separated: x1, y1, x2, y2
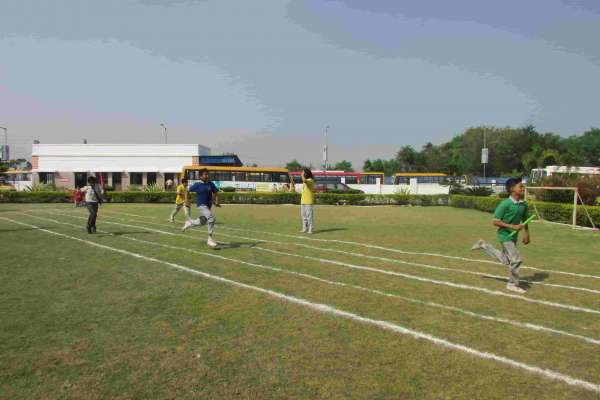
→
(32, 144, 209, 173)
(31, 143, 210, 190)
(55, 171, 75, 190)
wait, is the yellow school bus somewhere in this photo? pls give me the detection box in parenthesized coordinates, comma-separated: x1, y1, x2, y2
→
(394, 172, 448, 185)
(182, 165, 291, 192)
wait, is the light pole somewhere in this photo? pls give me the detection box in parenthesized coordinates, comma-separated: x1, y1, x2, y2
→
(0, 126, 7, 161)
(160, 123, 167, 144)
(482, 130, 488, 181)
(323, 125, 329, 170)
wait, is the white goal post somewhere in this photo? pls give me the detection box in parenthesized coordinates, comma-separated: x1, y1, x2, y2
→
(525, 186, 596, 230)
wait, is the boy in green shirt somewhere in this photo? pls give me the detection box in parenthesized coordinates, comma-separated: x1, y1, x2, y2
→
(471, 178, 531, 294)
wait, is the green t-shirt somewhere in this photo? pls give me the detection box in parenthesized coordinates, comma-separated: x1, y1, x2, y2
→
(494, 197, 529, 242)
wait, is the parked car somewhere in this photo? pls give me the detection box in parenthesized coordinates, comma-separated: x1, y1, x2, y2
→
(314, 182, 363, 194)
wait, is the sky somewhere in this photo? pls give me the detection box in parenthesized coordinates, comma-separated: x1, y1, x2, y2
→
(1, 0, 599, 168)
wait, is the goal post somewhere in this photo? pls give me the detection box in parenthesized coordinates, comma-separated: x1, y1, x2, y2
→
(525, 186, 596, 230)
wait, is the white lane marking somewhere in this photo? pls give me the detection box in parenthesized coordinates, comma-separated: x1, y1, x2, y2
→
(3, 215, 600, 395)
(55, 210, 600, 294)
(105, 209, 600, 281)
(24, 212, 600, 347)
(42, 210, 600, 316)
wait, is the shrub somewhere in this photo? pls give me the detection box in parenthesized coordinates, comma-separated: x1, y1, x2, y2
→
(464, 186, 493, 197)
(220, 186, 236, 192)
(393, 187, 411, 205)
(541, 175, 600, 205)
(0, 191, 71, 203)
(25, 183, 57, 192)
(450, 195, 600, 228)
(0, 190, 450, 207)
(448, 181, 466, 195)
(219, 192, 301, 204)
(106, 191, 173, 203)
(449, 195, 502, 213)
(315, 193, 366, 205)
(143, 184, 165, 193)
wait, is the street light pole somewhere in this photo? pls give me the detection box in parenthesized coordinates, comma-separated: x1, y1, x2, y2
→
(160, 123, 167, 144)
(483, 130, 486, 180)
(323, 125, 329, 170)
(0, 126, 7, 161)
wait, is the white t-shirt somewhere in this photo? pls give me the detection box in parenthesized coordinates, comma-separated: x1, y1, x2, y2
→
(81, 184, 104, 203)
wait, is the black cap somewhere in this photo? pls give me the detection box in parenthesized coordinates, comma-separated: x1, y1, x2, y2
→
(505, 177, 522, 194)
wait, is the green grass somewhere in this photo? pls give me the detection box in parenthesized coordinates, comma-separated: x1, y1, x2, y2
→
(1, 203, 600, 399)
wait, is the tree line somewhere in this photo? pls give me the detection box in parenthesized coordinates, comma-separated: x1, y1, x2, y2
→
(288, 126, 600, 177)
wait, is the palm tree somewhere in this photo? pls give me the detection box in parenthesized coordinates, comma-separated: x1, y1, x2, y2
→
(521, 145, 560, 171)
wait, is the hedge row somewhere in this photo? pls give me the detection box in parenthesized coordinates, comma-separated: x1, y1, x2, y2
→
(450, 195, 600, 228)
(0, 190, 449, 206)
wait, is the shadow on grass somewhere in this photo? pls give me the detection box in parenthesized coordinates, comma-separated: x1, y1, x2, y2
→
(482, 272, 550, 290)
(108, 231, 151, 236)
(312, 228, 347, 234)
(215, 241, 260, 250)
(0, 226, 52, 233)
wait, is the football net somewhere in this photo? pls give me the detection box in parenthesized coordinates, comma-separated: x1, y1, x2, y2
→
(525, 186, 597, 230)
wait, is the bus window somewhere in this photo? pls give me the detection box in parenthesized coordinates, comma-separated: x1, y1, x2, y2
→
(361, 175, 379, 184)
(316, 175, 342, 183)
(246, 172, 261, 182)
(395, 176, 409, 184)
(263, 173, 274, 182)
(213, 171, 233, 182)
(187, 170, 199, 181)
(232, 172, 246, 182)
(276, 173, 289, 183)
(345, 176, 358, 184)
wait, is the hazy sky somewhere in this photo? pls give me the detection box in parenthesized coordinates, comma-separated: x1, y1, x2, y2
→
(1, 0, 599, 168)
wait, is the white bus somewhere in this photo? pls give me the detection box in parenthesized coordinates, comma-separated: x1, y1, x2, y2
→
(530, 166, 600, 182)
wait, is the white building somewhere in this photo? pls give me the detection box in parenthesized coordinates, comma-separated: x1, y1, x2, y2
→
(32, 143, 210, 190)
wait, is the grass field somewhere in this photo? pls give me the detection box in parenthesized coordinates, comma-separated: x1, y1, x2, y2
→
(1, 203, 600, 399)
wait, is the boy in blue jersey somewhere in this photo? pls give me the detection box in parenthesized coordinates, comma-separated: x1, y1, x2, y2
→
(182, 168, 221, 248)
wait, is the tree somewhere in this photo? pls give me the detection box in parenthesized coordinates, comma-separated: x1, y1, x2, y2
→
(575, 128, 600, 165)
(521, 145, 561, 170)
(333, 160, 354, 172)
(285, 159, 303, 172)
(361, 124, 597, 178)
(395, 146, 417, 171)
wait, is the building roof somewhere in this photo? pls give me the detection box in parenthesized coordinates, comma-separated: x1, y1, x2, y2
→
(32, 143, 209, 157)
(31, 143, 211, 173)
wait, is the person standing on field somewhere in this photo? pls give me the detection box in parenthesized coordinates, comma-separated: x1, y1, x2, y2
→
(300, 168, 315, 234)
(80, 175, 104, 234)
(182, 168, 220, 248)
(169, 178, 191, 223)
(471, 177, 531, 294)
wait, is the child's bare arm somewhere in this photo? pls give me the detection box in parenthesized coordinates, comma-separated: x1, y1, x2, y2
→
(522, 224, 530, 244)
(493, 219, 522, 231)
